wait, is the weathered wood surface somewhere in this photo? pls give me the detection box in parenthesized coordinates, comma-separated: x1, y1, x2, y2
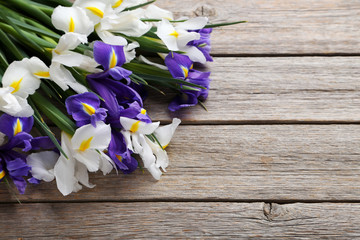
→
(2, 202, 360, 239)
(146, 57, 360, 123)
(64, 0, 360, 55)
(157, 0, 360, 55)
(3, 124, 360, 202)
(2, 1, 360, 239)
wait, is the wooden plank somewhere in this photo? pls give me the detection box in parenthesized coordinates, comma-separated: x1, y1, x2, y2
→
(2, 202, 360, 239)
(2, 124, 360, 202)
(156, 0, 360, 55)
(146, 57, 360, 123)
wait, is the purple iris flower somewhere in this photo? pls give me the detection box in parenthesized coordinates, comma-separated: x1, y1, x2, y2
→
(165, 53, 211, 111)
(93, 41, 132, 83)
(65, 92, 108, 127)
(0, 115, 35, 193)
(87, 75, 145, 128)
(119, 101, 151, 123)
(188, 28, 213, 62)
(108, 130, 138, 174)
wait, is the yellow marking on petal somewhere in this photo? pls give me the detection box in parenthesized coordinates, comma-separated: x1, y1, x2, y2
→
(0, 170, 5, 180)
(69, 17, 75, 32)
(10, 78, 23, 94)
(140, 108, 146, 115)
(163, 144, 169, 149)
(116, 154, 123, 162)
(181, 66, 189, 78)
(86, 7, 104, 18)
(169, 31, 179, 38)
(14, 118, 22, 136)
(130, 121, 141, 133)
(34, 71, 50, 78)
(54, 49, 61, 55)
(81, 103, 96, 115)
(79, 136, 93, 151)
(190, 64, 194, 69)
(109, 49, 117, 69)
(112, 0, 123, 8)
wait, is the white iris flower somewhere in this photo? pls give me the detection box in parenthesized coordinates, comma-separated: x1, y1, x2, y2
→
(0, 57, 50, 117)
(120, 117, 181, 180)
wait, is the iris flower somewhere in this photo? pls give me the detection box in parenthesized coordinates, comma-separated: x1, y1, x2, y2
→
(120, 117, 181, 180)
(165, 52, 211, 111)
(156, 17, 208, 63)
(0, 114, 54, 194)
(65, 92, 108, 127)
(0, 57, 50, 117)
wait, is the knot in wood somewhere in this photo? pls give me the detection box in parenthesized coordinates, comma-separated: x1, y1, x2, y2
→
(193, 5, 217, 17)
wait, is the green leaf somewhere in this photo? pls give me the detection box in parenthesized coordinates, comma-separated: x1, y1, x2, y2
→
(119, 34, 177, 54)
(123, 0, 156, 11)
(0, 28, 24, 60)
(9, 17, 60, 40)
(0, 9, 44, 53)
(28, 97, 68, 158)
(204, 21, 247, 28)
(31, 92, 76, 135)
(5, 0, 53, 27)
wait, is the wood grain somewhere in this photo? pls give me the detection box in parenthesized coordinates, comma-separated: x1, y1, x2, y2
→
(2, 124, 360, 202)
(2, 202, 360, 239)
(156, 0, 360, 55)
(146, 57, 360, 123)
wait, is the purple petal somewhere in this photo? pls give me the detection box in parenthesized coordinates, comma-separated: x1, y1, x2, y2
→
(93, 41, 126, 70)
(109, 67, 132, 83)
(168, 92, 199, 111)
(24, 136, 57, 152)
(165, 52, 193, 79)
(108, 131, 138, 174)
(0, 114, 33, 138)
(65, 92, 108, 127)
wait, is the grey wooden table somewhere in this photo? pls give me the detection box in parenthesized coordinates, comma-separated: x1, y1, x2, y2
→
(2, 0, 360, 238)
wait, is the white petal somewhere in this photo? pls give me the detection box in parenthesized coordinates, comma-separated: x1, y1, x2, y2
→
(138, 134, 156, 168)
(121, 130, 133, 152)
(99, 151, 115, 175)
(2, 59, 41, 98)
(52, 51, 98, 72)
(131, 133, 142, 154)
(49, 63, 88, 93)
(146, 163, 162, 180)
(54, 132, 77, 196)
(54, 154, 78, 196)
(120, 117, 160, 135)
(124, 42, 140, 63)
(145, 138, 169, 171)
(154, 118, 181, 147)
(27, 57, 50, 79)
(111, 0, 146, 12)
(180, 45, 207, 64)
(55, 32, 84, 53)
(74, 149, 101, 172)
(71, 122, 111, 151)
(95, 28, 128, 45)
(52, 6, 94, 36)
(75, 161, 95, 188)
(175, 17, 208, 30)
(145, 5, 173, 20)
(73, 0, 108, 24)
(27, 151, 59, 182)
(101, 9, 151, 37)
(0, 87, 33, 117)
(176, 30, 200, 49)
(156, 19, 178, 51)
(138, 55, 168, 70)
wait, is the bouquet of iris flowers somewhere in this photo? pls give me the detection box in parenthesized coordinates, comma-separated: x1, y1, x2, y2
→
(0, 0, 244, 196)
